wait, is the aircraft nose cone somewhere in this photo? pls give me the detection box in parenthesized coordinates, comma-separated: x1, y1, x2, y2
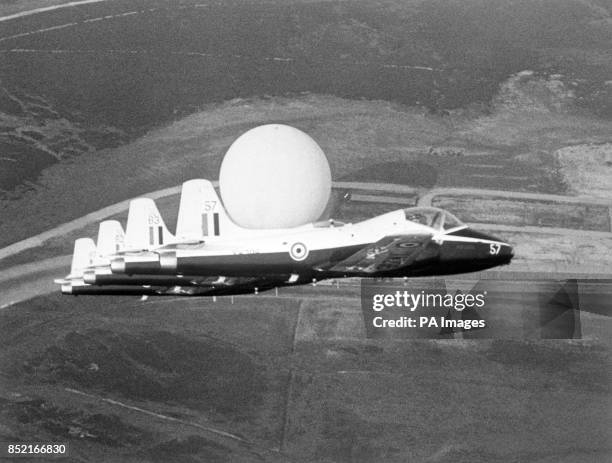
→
(445, 228, 514, 265)
(497, 241, 514, 263)
(472, 230, 514, 264)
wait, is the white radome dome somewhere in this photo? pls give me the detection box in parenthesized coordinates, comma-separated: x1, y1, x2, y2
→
(219, 124, 331, 229)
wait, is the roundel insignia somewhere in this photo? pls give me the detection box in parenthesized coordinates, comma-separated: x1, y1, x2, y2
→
(289, 242, 309, 261)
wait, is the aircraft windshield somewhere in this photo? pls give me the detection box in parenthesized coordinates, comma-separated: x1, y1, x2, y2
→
(403, 207, 464, 231)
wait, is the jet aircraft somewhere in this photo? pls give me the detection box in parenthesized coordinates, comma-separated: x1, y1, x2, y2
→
(56, 179, 513, 296)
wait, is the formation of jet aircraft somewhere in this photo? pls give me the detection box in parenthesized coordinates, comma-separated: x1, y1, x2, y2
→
(56, 179, 514, 296)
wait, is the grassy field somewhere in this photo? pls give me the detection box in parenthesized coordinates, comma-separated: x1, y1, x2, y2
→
(0, 293, 301, 459)
(491, 230, 612, 269)
(432, 196, 610, 231)
(1, 89, 610, 248)
(555, 143, 612, 199)
(1, 0, 609, 248)
(0, 286, 609, 462)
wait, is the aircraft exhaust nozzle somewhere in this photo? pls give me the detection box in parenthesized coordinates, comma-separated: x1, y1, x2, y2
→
(61, 284, 74, 295)
(159, 252, 178, 272)
(111, 258, 126, 274)
(112, 254, 162, 274)
(84, 268, 113, 284)
(83, 269, 97, 284)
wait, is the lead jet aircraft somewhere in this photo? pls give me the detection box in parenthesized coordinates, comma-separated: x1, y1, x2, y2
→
(56, 179, 513, 296)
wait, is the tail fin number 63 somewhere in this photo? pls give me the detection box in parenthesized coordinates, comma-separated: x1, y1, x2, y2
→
(204, 201, 217, 212)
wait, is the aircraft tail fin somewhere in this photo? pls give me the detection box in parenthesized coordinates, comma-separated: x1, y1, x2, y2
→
(70, 238, 96, 277)
(125, 198, 173, 250)
(96, 220, 125, 257)
(175, 179, 242, 240)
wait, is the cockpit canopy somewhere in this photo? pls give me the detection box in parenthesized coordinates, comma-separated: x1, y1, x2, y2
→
(403, 207, 464, 231)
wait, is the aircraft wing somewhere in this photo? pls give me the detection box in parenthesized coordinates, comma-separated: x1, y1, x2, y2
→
(326, 234, 433, 274)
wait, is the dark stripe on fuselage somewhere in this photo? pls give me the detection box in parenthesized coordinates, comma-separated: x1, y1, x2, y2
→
(123, 260, 162, 274)
(213, 213, 220, 236)
(68, 285, 168, 296)
(177, 244, 365, 276)
(94, 273, 208, 286)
